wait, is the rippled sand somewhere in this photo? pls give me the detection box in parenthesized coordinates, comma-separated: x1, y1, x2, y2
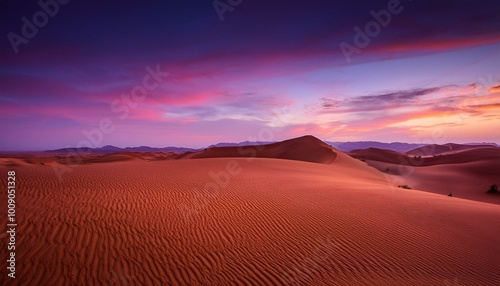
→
(1, 138, 500, 285)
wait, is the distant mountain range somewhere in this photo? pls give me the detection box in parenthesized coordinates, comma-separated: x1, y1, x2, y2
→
(207, 141, 274, 148)
(44, 140, 498, 154)
(326, 141, 426, 152)
(45, 145, 200, 153)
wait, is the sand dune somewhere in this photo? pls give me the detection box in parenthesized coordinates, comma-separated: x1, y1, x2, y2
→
(0, 152, 178, 167)
(0, 158, 29, 167)
(351, 146, 500, 166)
(421, 147, 500, 165)
(406, 143, 496, 156)
(184, 135, 338, 164)
(353, 147, 500, 205)
(349, 147, 405, 164)
(366, 159, 500, 205)
(1, 138, 500, 285)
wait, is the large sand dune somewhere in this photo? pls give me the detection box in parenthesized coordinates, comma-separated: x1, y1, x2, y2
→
(183, 135, 338, 164)
(1, 137, 500, 285)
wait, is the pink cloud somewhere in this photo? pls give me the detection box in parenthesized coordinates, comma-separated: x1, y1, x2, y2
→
(376, 35, 500, 54)
(488, 84, 500, 93)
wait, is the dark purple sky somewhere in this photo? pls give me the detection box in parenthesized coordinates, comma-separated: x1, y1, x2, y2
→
(1, 0, 499, 150)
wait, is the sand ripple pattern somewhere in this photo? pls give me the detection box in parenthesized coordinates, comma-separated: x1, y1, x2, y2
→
(1, 158, 500, 285)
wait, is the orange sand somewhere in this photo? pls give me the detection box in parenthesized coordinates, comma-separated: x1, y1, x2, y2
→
(1, 137, 500, 285)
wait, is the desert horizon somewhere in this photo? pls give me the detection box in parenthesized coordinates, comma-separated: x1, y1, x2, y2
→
(2, 137, 500, 154)
(2, 0, 500, 285)
(2, 134, 499, 203)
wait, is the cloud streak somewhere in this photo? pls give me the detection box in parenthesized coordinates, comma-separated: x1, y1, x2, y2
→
(320, 87, 445, 113)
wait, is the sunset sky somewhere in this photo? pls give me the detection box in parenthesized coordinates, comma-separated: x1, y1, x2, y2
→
(1, 0, 499, 151)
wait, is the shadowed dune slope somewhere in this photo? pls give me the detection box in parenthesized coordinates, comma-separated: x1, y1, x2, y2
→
(356, 147, 500, 204)
(183, 135, 338, 164)
(1, 158, 500, 285)
(367, 158, 500, 205)
(421, 147, 500, 165)
(350, 146, 500, 166)
(406, 143, 496, 156)
(349, 148, 404, 164)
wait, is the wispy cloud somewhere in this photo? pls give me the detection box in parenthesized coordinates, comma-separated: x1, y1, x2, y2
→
(320, 87, 445, 113)
(488, 84, 500, 93)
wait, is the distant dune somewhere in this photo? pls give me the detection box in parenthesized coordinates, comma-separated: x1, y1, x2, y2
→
(184, 135, 338, 164)
(328, 141, 426, 152)
(350, 146, 500, 166)
(349, 147, 404, 164)
(0, 152, 179, 166)
(350, 145, 500, 204)
(406, 143, 497, 156)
